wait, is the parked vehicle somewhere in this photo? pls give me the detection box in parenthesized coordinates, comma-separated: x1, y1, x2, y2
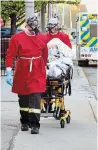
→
(1, 27, 23, 36)
(76, 13, 98, 66)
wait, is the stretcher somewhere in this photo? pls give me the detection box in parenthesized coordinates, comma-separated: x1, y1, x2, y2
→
(41, 65, 73, 128)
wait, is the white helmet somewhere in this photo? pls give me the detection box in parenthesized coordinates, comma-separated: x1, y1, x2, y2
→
(47, 17, 59, 29)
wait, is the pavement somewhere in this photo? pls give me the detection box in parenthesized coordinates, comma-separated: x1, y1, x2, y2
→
(1, 77, 19, 150)
(83, 67, 98, 100)
(1, 65, 97, 150)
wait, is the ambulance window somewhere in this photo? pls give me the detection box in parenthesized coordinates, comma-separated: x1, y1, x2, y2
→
(90, 24, 98, 37)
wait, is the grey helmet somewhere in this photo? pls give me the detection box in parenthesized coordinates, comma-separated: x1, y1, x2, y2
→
(26, 16, 39, 29)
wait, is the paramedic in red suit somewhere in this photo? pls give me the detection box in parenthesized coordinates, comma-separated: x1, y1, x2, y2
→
(6, 16, 48, 134)
(45, 17, 72, 49)
(45, 17, 72, 112)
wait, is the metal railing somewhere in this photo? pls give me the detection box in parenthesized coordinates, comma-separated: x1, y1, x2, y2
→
(1, 35, 15, 76)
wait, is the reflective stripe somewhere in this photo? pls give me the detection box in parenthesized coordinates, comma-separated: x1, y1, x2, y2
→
(90, 39, 97, 47)
(20, 107, 40, 114)
(80, 14, 98, 48)
(20, 107, 29, 111)
(29, 108, 40, 114)
(19, 56, 41, 72)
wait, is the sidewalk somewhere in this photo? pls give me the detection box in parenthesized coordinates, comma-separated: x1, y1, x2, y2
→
(9, 66, 97, 150)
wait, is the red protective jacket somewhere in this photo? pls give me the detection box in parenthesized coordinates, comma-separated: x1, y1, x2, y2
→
(6, 31, 48, 95)
(45, 32, 72, 49)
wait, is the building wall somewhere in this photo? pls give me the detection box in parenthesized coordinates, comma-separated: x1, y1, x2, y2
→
(64, 4, 87, 29)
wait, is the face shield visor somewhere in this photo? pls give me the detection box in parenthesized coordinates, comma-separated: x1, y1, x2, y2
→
(29, 20, 38, 29)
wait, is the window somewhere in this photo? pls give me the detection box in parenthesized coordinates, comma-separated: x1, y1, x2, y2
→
(90, 24, 98, 37)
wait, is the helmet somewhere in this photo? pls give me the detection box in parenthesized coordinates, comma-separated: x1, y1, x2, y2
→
(26, 16, 39, 29)
(47, 17, 58, 29)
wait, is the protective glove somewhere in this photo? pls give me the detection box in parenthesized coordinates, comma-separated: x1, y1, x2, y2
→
(6, 67, 13, 86)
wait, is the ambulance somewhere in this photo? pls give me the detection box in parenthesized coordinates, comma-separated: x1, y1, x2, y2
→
(76, 13, 98, 66)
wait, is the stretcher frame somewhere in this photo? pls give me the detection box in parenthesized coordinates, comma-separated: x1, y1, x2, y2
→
(41, 66, 72, 128)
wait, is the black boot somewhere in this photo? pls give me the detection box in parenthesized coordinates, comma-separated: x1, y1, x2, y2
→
(21, 124, 29, 131)
(31, 127, 39, 134)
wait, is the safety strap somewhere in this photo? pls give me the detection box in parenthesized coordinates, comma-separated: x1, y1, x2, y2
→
(56, 64, 65, 76)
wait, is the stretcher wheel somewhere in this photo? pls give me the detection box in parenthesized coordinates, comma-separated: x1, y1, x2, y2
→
(60, 119, 65, 128)
(66, 115, 70, 124)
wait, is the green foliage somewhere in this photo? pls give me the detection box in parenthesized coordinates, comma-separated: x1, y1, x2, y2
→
(1, 0, 25, 23)
(34, 0, 81, 12)
(1, 0, 81, 21)
(35, 1, 43, 12)
(35, 1, 48, 12)
(50, 0, 81, 4)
